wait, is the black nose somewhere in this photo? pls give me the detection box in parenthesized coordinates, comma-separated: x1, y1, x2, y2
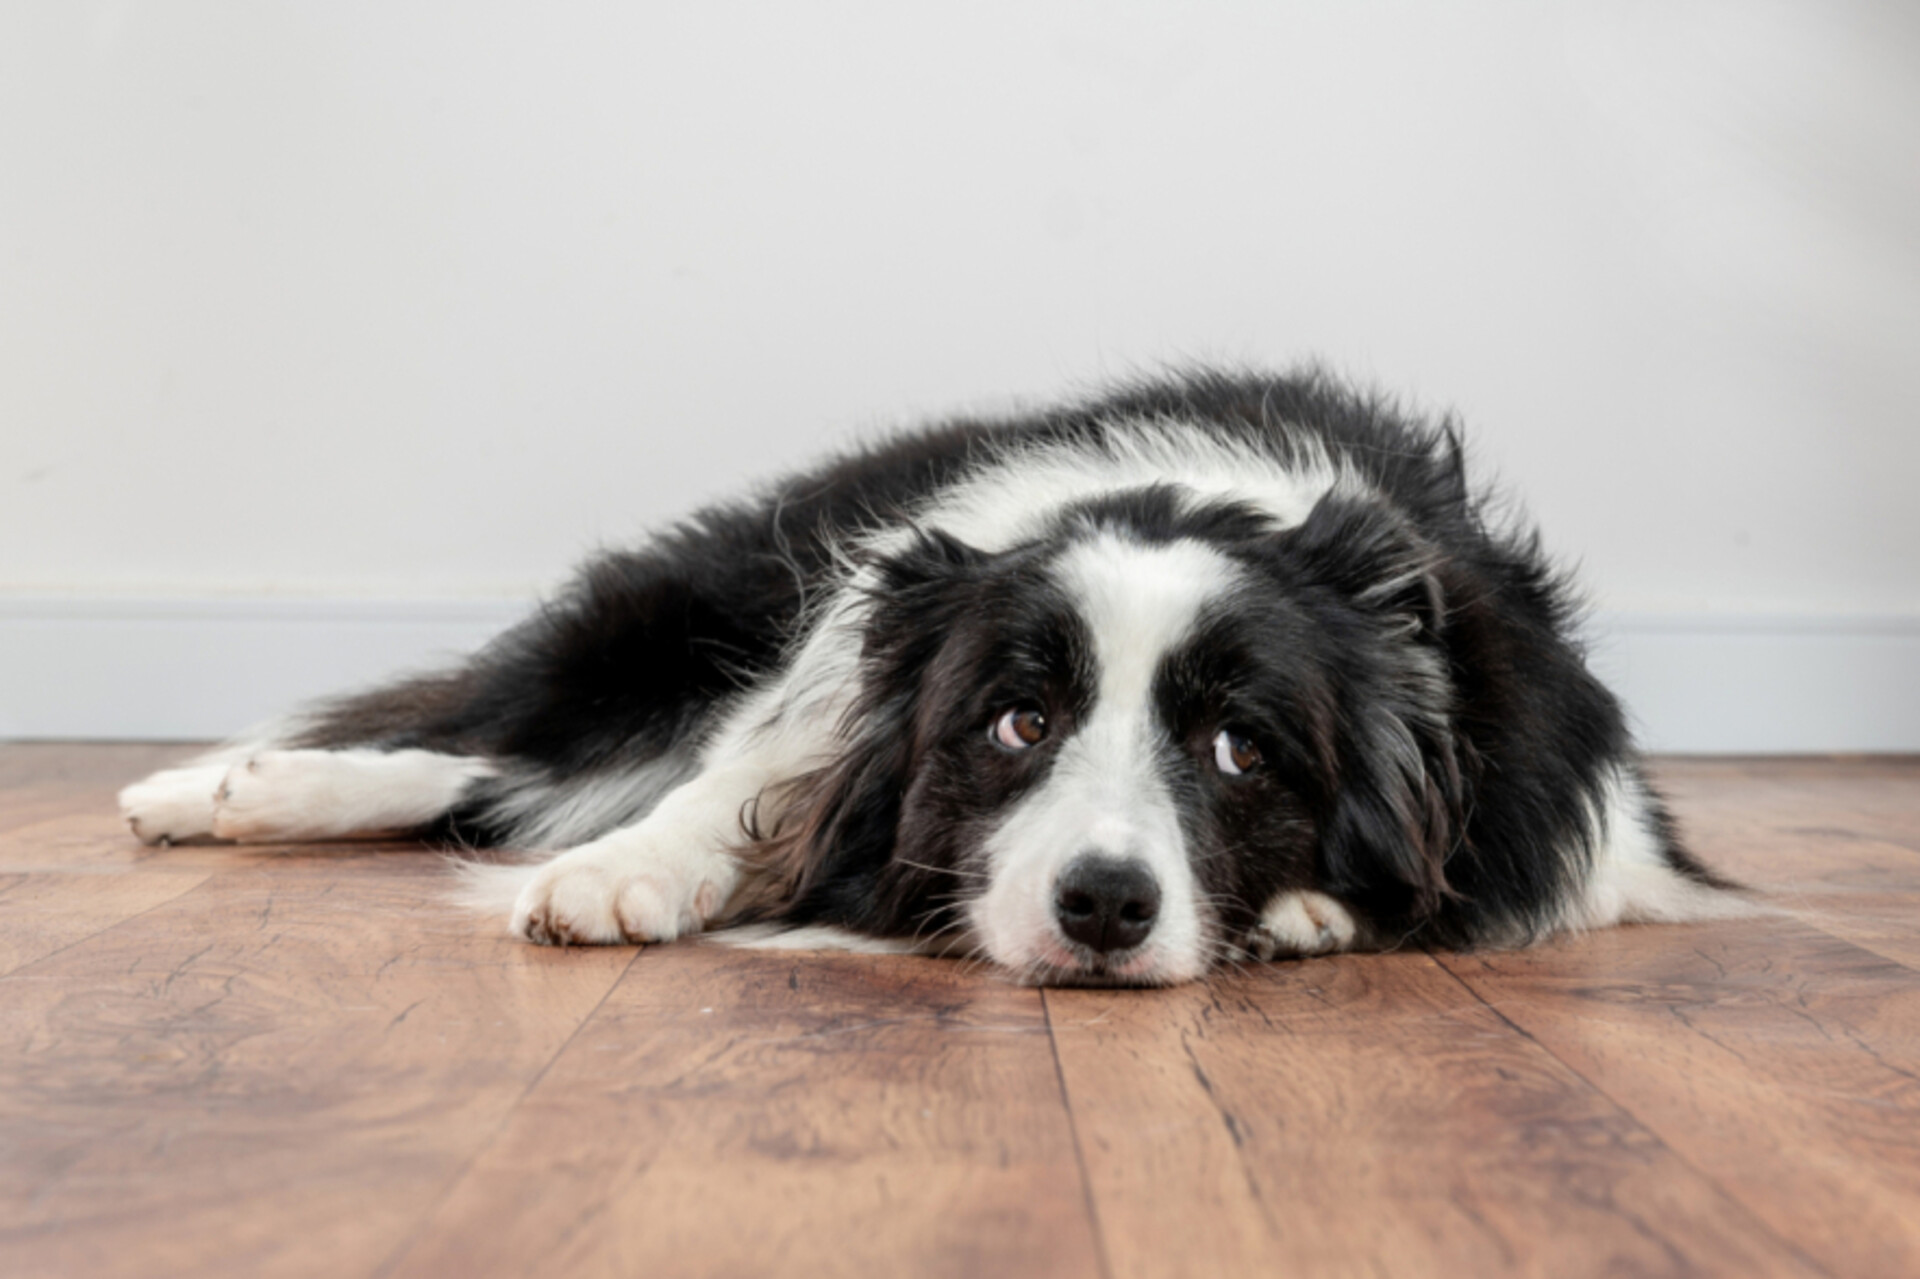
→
(1054, 855, 1161, 954)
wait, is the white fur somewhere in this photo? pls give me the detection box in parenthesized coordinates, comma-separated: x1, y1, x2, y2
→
(212, 749, 494, 842)
(119, 764, 230, 844)
(709, 923, 929, 954)
(120, 419, 1737, 971)
(970, 534, 1239, 984)
(872, 415, 1350, 558)
(117, 733, 280, 843)
(658, 421, 1342, 973)
(475, 537, 870, 944)
(1568, 765, 1750, 930)
(513, 420, 1339, 956)
(121, 748, 492, 845)
(505, 757, 784, 945)
(476, 751, 700, 849)
(1250, 890, 1359, 959)
(697, 416, 1354, 836)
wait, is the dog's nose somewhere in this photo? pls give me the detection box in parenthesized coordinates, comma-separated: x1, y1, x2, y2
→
(1054, 855, 1161, 954)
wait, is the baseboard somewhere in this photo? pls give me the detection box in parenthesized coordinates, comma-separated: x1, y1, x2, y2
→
(0, 597, 522, 742)
(1583, 611, 1920, 753)
(2, 597, 1916, 752)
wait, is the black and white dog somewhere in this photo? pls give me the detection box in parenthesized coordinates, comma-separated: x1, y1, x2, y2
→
(120, 370, 1734, 984)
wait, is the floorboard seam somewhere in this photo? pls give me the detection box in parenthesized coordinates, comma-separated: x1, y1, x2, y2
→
(1783, 908, 1920, 977)
(1430, 953, 1836, 1278)
(0, 871, 213, 979)
(1042, 989, 1115, 1279)
(365, 944, 645, 1279)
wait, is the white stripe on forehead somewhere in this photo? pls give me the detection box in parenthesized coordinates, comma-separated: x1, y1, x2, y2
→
(1054, 533, 1243, 705)
(963, 532, 1239, 981)
(859, 417, 1352, 560)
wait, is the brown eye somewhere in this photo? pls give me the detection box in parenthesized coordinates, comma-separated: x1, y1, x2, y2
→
(1212, 728, 1261, 776)
(992, 705, 1048, 750)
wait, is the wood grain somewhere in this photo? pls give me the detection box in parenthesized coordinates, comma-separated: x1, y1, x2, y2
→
(1653, 757, 1920, 854)
(1047, 953, 1819, 1279)
(1653, 757, 1920, 970)
(383, 946, 1102, 1279)
(0, 856, 634, 1279)
(1439, 920, 1920, 1278)
(0, 870, 212, 976)
(0, 743, 200, 836)
(1, 746, 1917, 1278)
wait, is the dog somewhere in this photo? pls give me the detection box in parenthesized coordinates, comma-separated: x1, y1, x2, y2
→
(119, 369, 1736, 984)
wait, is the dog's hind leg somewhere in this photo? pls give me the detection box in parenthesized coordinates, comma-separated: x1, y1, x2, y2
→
(121, 748, 495, 845)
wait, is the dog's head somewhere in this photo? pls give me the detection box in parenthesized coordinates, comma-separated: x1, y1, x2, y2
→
(769, 485, 1468, 984)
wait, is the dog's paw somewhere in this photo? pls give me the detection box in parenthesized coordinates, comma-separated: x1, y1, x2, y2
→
(209, 753, 303, 842)
(511, 837, 737, 947)
(1247, 889, 1358, 960)
(209, 749, 354, 842)
(119, 765, 229, 844)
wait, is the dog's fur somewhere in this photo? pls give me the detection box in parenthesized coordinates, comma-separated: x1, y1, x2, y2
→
(120, 370, 1738, 984)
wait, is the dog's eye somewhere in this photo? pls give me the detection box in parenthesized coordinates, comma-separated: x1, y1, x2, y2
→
(1212, 728, 1262, 776)
(992, 705, 1048, 750)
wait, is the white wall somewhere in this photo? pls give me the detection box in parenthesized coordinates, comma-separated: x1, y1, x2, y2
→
(4, 2, 1917, 747)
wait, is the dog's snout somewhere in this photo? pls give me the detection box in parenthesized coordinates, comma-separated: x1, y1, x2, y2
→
(1054, 855, 1161, 954)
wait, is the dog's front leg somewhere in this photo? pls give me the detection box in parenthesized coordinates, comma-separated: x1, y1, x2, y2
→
(511, 760, 774, 947)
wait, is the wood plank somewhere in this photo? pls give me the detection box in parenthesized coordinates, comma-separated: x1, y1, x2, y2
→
(382, 945, 1102, 1279)
(1439, 918, 1920, 1278)
(0, 810, 424, 874)
(0, 742, 204, 791)
(1, 747, 1915, 1277)
(1652, 759, 1920, 969)
(0, 743, 203, 835)
(0, 870, 213, 976)
(1045, 951, 1817, 1279)
(0, 859, 634, 1279)
(1652, 757, 1920, 851)
(0, 741, 244, 874)
(1704, 827, 1920, 973)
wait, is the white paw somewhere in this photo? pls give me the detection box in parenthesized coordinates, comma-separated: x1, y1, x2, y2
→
(119, 765, 228, 844)
(1249, 889, 1358, 960)
(511, 835, 738, 947)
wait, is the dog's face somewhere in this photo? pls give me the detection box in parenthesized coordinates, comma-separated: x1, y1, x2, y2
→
(781, 488, 1464, 985)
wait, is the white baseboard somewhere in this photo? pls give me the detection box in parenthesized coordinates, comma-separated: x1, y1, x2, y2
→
(1584, 612, 1920, 753)
(2, 597, 1916, 752)
(0, 597, 522, 742)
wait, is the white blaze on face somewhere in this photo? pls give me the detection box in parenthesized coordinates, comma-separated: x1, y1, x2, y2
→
(970, 533, 1242, 983)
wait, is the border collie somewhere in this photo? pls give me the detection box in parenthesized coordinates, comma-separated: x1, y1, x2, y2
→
(119, 370, 1736, 984)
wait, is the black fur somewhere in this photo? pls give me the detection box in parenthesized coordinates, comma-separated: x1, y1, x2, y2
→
(288, 368, 1720, 960)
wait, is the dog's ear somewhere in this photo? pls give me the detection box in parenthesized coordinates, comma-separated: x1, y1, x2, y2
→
(1279, 494, 1466, 921)
(741, 529, 991, 930)
(1284, 491, 1447, 640)
(1316, 702, 1466, 921)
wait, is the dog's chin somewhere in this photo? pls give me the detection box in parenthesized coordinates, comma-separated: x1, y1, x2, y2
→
(1013, 940, 1182, 988)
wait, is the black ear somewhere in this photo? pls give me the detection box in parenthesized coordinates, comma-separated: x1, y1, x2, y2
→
(1281, 494, 1467, 920)
(1286, 492, 1447, 640)
(1316, 702, 1467, 920)
(745, 529, 991, 929)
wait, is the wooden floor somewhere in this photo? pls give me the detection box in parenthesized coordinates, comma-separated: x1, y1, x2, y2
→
(3, 748, 1919, 1278)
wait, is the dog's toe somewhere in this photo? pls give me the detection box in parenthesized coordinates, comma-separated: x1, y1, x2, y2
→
(510, 839, 733, 947)
(1249, 889, 1358, 960)
(118, 765, 229, 845)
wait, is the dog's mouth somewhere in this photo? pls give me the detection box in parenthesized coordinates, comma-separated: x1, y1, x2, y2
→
(1021, 940, 1171, 987)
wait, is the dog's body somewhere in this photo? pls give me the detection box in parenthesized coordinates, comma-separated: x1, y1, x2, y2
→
(121, 370, 1735, 984)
